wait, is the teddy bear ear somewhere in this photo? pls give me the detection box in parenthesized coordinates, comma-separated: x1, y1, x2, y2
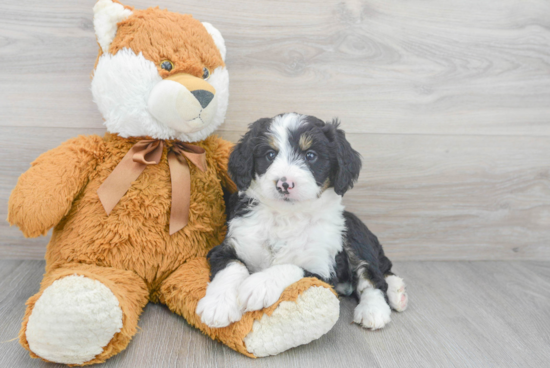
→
(202, 22, 226, 62)
(93, 0, 133, 53)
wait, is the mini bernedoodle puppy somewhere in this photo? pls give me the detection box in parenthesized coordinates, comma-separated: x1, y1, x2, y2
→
(197, 113, 408, 330)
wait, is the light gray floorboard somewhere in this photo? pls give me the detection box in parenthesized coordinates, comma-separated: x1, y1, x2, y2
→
(1, 260, 549, 368)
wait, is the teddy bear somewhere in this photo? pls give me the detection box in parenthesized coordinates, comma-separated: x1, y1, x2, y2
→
(7, 0, 340, 365)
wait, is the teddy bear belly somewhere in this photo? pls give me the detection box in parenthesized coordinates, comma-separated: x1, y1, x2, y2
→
(43, 179, 227, 288)
(45, 214, 224, 288)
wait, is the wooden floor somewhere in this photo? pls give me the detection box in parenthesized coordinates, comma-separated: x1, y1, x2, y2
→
(1, 260, 549, 368)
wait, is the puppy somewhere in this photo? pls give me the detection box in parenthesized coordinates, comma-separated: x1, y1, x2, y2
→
(197, 113, 408, 329)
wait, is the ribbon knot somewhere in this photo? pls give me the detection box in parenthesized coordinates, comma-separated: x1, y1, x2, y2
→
(97, 140, 207, 235)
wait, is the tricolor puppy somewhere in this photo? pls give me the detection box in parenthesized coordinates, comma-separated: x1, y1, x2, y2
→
(197, 113, 408, 329)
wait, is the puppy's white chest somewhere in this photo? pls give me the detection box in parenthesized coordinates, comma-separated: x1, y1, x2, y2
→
(268, 217, 340, 276)
(230, 194, 346, 279)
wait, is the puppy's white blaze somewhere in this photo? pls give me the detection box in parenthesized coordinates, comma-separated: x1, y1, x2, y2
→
(251, 113, 320, 202)
(92, 48, 229, 142)
(269, 113, 305, 169)
(269, 113, 303, 151)
(196, 262, 249, 328)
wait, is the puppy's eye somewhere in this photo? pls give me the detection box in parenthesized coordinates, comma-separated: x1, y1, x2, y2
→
(305, 151, 318, 163)
(266, 150, 277, 161)
(160, 60, 173, 71)
(202, 67, 210, 80)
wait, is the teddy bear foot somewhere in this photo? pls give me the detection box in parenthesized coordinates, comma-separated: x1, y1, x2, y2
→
(25, 275, 123, 365)
(243, 286, 340, 357)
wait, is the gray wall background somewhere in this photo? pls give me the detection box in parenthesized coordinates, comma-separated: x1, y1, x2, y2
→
(1, 0, 549, 260)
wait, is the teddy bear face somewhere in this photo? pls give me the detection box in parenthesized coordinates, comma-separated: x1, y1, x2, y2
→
(91, 0, 229, 142)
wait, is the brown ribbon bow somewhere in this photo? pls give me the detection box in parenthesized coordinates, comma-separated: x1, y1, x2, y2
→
(97, 140, 207, 235)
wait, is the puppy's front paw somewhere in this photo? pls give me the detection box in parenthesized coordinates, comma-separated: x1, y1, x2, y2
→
(196, 292, 243, 328)
(238, 272, 285, 312)
(354, 289, 392, 330)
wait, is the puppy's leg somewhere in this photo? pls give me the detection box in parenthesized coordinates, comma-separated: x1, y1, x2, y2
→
(238, 264, 306, 312)
(378, 254, 409, 312)
(353, 266, 392, 330)
(385, 272, 409, 312)
(196, 241, 249, 328)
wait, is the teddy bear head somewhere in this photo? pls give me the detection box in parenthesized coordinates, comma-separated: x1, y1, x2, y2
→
(91, 0, 228, 142)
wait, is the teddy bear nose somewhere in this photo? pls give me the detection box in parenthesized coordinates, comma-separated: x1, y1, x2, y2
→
(191, 90, 214, 108)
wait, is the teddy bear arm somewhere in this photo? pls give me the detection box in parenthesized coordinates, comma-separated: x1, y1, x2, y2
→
(8, 135, 105, 238)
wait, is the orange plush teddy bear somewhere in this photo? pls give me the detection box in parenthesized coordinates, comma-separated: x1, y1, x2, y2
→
(7, 1, 339, 366)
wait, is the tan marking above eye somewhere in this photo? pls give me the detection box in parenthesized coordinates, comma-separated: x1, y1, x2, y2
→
(268, 134, 279, 150)
(299, 134, 313, 151)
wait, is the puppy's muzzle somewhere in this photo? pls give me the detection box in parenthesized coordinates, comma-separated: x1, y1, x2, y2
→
(276, 177, 295, 194)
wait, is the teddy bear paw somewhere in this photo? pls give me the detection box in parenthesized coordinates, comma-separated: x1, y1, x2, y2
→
(25, 275, 123, 365)
(243, 285, 339, 357)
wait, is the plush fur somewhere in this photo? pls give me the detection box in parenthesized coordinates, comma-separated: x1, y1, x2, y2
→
(243, 285, 340, 357)
(93, 0, 133, 53)
(26, 275, 124, 365)
(200, 113, 409, 331)
(8, 2, 338, 365)
(92, 2, 229, 142)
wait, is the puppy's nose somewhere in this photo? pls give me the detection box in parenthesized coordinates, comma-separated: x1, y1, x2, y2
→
(276, 177, 295, 194)
(191, 90, 214, 108)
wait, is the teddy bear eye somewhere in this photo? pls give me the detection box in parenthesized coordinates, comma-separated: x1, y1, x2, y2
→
(161, 60, 173, 71)
(202, 67, 210, 80)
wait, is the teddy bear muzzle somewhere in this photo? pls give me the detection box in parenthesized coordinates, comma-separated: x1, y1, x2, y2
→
(148, 72, 218, 134)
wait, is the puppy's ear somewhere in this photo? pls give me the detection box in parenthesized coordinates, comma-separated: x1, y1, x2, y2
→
(324, 119, 362, 196)
(229, 118, 270, 191)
